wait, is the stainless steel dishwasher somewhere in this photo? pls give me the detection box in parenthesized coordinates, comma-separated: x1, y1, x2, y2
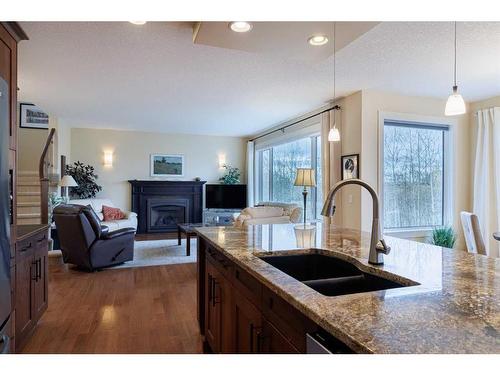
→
(306, 331, 354, 354)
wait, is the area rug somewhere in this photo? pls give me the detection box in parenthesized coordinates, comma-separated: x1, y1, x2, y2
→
(49, 238, 197, 270)
(112, 238, 197, 269)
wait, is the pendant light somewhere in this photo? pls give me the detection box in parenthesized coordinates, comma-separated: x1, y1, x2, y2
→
(445, 22, 466, 116)
(328, 22, 340, 142)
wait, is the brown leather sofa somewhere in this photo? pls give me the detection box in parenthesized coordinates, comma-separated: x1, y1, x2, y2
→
(53, 204, 135, 271)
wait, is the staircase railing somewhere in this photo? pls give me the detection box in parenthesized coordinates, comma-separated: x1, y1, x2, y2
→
(39, 128, 56, 224)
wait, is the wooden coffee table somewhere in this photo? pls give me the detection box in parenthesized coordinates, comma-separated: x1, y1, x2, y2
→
(177, 223, 231, 256)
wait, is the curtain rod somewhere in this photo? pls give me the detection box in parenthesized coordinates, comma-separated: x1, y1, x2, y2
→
(249, 105, 341, 142)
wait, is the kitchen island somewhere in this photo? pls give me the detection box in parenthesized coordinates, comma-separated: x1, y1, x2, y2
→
(195, 223, 499, 354)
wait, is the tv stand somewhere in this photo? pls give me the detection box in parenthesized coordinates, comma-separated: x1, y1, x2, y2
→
(203, 209, 241, 225)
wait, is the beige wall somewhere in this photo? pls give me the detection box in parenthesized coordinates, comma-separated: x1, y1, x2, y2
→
(338, 91, 362, 230)
(18, 127, 48, 172)
(52, 117, 72, 173)
(357, 90, 471, 248)
(70, 128, 247, 211)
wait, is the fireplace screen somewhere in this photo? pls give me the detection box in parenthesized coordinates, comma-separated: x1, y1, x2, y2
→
(148, 202, 188, 232)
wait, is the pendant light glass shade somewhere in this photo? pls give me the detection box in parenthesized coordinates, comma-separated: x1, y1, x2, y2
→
(445, 22, 466, 116)
(328, 22, 340, 143)
(328, 126, 340, 142)
(445, 85, 466, 116)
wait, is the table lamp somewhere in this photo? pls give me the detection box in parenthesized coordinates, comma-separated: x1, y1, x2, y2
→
(294, 168, 316, 226)
(60, 175, 78, 203)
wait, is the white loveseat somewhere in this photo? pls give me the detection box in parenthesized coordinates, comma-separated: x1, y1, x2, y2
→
(69, 198, 138, 232)
(234, 202, 302, 227)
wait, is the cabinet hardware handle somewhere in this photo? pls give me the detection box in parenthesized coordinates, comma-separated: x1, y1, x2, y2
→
(213, 281, 220, 306)
(256, 330, 267, 353)
(37, 237, 45, 243)
(37, 258, 42, 281)
(208, 275, 213, 302)
(250, 323, 254, 351)
(212, 280, 216, 307)
(21, 242, 32, 252)
(31, 263, 37, 281)
(256, 330, 261, 352)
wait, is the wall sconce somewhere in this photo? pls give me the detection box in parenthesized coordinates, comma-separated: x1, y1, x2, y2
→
(218, 153, 226, 169)
(104, 151, 113, 167)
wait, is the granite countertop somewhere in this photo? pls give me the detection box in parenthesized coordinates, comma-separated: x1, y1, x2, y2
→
(16, 224, 49, 241)
(194, 223, 500, 354)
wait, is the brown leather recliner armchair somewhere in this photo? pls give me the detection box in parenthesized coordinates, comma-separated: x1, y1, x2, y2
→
(53, 204, 135, 271)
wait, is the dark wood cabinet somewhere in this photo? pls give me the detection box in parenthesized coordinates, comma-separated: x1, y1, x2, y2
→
(33, 233, 48, 317)
(204, 260, 222, 352)
(15, 226, 48, 351)
(199, 238, 317, 354)
(15, 240, 35, 346)
(0, 24, 17, 151)
(261, 318, 300, 353)
(232, 289, 262, 353)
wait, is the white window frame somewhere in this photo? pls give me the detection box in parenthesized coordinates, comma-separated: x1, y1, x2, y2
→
(254, 127, 322, 218)
(378, 111, 455, 239)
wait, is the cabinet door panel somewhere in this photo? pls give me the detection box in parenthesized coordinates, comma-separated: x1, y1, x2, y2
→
(0, 25, 17, 150)
(34, 238, 48, 318)
(261, 318, 300, 353)
(233, 290, 261, 353)
(205, 261, 221, 352)
(15, 245, 34, 348)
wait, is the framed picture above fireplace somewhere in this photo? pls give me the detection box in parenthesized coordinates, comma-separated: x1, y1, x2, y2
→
(150, 154, 185, 177)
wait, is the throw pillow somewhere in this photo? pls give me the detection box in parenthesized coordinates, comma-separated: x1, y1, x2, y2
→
(102, 205, 125, 221)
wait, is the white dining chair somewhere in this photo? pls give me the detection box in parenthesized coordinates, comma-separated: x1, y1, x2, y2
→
(460, 211, 487, 255)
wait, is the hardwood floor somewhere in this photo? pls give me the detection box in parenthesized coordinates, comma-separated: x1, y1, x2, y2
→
(21, 257, 203, 353)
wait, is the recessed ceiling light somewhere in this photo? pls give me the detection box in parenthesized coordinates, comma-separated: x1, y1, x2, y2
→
(229, 21, 253, 33)
(129, 21, 147, 25)
(308, 35, 329, 46)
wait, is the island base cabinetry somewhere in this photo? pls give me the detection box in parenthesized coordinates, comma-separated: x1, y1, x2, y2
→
(15, 228, 49, 351)
(197, 237, 349, 354)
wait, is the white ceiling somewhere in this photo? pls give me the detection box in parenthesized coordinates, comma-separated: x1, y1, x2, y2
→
(193, 22, 379, 63)
(18, 21, 500, 137)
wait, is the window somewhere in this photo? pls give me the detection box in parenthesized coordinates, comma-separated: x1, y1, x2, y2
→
(382, 119, 451, 231)
(256, 135, 322, 219)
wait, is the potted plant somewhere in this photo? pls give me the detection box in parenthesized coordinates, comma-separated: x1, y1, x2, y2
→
(65, 161, 102, 199)
(430, 226, 457, 248)
(219, 164, 241, 185)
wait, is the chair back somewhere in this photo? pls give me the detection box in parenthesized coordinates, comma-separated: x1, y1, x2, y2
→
(53, 204, 102, 268)
(460, 211, 486, 255)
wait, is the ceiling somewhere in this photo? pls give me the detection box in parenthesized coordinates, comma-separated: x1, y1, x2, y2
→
(193, 22, 379, 63)
(18, 21, 500, 137)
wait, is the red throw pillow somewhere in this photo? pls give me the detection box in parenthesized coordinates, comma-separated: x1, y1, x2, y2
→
(102, 205, 125, 221)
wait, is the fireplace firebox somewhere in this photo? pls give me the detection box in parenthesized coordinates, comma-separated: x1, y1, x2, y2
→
(129, 180, 206, 234)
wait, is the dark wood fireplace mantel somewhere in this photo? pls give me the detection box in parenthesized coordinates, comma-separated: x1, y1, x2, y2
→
(129, 180, 206, 234)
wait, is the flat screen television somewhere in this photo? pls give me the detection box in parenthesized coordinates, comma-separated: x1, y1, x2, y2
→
(206, 184, 247, 209)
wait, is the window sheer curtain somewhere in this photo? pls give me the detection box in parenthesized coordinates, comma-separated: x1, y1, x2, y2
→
(246, 140, 255, 207)
(473, 107, 500, 257)
(321, 109, 342, 226)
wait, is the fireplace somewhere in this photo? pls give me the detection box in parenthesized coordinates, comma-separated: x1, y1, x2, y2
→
(148, 199, 189, 232)
(129, 180, 206, 234)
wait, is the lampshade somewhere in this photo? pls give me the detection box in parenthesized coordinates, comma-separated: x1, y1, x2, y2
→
(294, 226, 317, 248)
(294, 168, 316, 187)
(60, 175, 78, 187)
(445, 86, 466, 116)
(328, 126, 340, 142)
